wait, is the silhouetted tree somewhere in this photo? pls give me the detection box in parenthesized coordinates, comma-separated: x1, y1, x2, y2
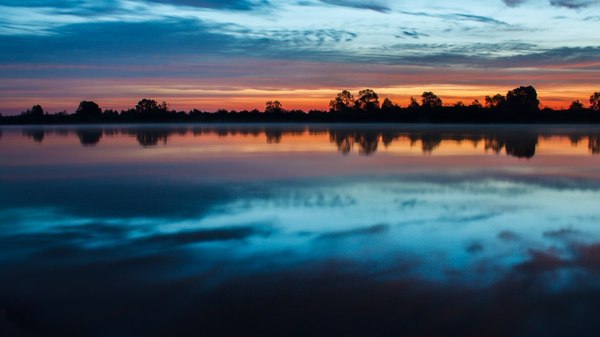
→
(103, 109, 119, 118)
(76, 101, 102, 118)
(265, 100, 284, 114)
(590, 92, 600, 111)
(506, 86, 539, 112)
(569, 100, 585, 111)
(470, 99, 483, 108)
(135, 99, 169, 118)
(484, 94, 506, 109)
(421, 92, 442, 109)
(355, 89, 380, 111)
(453, 101, 465, 108)
(408, 97, 420, 109)
(329, 90, 354, 112)
(381, 97, 395, 111)
(22, 104, 45, 117)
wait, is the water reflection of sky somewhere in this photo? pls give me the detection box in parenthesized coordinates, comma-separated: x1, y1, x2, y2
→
(2, 125, 600, 336)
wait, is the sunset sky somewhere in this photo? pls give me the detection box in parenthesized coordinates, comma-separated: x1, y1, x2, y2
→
(1, 0, 600, 114)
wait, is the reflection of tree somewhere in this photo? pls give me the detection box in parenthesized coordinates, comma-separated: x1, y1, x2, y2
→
(16, 127, 597, 159)
(330, 131, 354, 155)
(569, 135, 583, 146)
(381, 133, 394, 147)
(484, 137, 505, 154)
(589, 135, 600, 154)
(329, 130, 379, 155)
(23, 129, 45, 143)
(355, 132, 379, 155)
(265, 130, 283, 144)
(483, 134, 538, 158)
(420, 134, 443, 153)
(504, 135, 538, 159)
(135, 129, 170, 147)
(76, 129, 102, 146)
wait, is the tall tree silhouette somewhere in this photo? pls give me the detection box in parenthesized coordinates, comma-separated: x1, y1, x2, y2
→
(355, 89, 380, 111)
(569, 100, 585, 111)
(590, 92, 600, 111)
(470, 99, 483, 108)
(506, 86, 539, 112)
(265, 100, 284, 114)
(408, 97, 420, 109)
(76, 101, 102, 118)
(329, 90, 355, 112)
(421, 92, 442, 109)
(135, 99, 169, 118)
(23, 104, 45, 117)
(484, 94, 506, 109)
(381, 97, 395, 112)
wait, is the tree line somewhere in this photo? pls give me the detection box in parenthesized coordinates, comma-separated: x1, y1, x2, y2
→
(3, 85, 600, 124)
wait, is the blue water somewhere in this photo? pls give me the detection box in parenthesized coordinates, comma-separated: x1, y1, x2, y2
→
(2, 125, 600, 336)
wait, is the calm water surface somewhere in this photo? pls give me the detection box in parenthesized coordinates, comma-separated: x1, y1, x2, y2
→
(2, 124, 600, 336)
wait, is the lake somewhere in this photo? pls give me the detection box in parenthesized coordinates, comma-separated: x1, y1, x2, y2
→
(2, 124, 600, 336)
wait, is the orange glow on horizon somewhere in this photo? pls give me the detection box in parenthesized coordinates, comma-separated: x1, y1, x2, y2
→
(1, 78, 597, 114)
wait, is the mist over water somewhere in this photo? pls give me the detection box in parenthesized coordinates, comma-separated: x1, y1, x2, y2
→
(2, 125, 600, 336)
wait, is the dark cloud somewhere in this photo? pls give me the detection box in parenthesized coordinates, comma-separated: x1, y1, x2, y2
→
(400, 10, 508, 25)
(0, 0, 122, 15)
(550, 0, 598, 8)
(502, 0, 599, 7)
(145, 0, 270, 10)
(319, 0, 390, 12)
(502, 0, 527, 6)
(400, 30, 429, 39)
(0, 19, 240, 65)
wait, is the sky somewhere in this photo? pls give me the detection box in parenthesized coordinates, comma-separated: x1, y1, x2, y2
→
(0, 0, 599, 114)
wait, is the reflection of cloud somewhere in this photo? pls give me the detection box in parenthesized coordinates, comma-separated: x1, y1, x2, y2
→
(4, 238, 600, 337)
(498, 230, 519, 242)
(543, 228, 581, 239)
(140, 226, 272, 246)
(466, 242, 484, 253)
(0, 178, 233, 220)
(439, 212, 501, 223)
(516, 249, 566, 273)
(315, 224, 389, 240)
